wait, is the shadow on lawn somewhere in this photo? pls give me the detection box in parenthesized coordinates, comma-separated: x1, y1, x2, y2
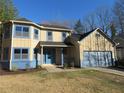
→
(0, 68, 46, 76)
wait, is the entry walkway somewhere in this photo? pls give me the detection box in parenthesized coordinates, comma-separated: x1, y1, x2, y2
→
(41, 64, 81, 72)
(88, 67, 124, 77)
(41, 64, 63, 72)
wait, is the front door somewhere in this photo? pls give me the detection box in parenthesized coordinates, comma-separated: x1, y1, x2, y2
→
(43, 48, 55, 64)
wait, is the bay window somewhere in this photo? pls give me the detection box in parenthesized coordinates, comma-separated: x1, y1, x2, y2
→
(15, 25, 29, 38)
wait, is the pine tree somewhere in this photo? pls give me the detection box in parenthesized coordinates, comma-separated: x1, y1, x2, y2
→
(74, 19, 85, 34)
(0, 0, 18, 21)
(110, 23, 116, 39)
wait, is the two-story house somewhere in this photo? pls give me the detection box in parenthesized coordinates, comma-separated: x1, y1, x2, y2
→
(0, 18, 72, 70)
(0, 18, 116, 70)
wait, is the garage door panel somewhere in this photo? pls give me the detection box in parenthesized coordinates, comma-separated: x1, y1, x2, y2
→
(82, 51, 113, 67)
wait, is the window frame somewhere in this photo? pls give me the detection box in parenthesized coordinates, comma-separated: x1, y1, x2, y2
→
(47, 31, 53, 41)
(14, 25, 30, 38)
(14, 48, 21, 60)
(34, 28, 39, 40)
(62, 32, 67, 41)
(13, 48, 29, 61)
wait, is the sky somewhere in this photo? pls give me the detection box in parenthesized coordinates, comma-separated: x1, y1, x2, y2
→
(13, 0, 115, 23)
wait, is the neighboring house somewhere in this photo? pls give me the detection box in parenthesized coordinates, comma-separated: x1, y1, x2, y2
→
(0, 18, 116, 70)
(65, 28, 116, 67)
(113, 33, 124, 66)
(0, 18, 72, 70)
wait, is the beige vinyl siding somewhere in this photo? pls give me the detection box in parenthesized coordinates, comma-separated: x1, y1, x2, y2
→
(79, 30, 115, 64)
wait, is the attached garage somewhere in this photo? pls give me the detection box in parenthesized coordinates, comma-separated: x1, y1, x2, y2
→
(65, 28, 116, 68)
(81, 51, 113, 67)
(78, 28, 116, 68)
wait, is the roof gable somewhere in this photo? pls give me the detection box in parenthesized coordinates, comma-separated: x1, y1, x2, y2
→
(79, 28, 115, 45)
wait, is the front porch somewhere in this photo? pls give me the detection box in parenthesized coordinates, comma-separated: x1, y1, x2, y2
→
(42, 47, 65, 66)
(35, 41, 75, 68)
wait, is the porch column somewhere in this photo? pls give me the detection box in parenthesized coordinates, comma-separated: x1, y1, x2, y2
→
(41, 46, 44, 65)
(61, 48, 64, 67)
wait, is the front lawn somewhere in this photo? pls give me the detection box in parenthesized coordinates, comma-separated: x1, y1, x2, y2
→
(0, 70, 124, 93)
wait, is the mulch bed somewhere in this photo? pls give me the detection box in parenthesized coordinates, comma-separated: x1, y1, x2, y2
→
(0, 68, 45, 76)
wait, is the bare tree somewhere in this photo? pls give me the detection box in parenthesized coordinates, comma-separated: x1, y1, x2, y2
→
(84, 13, 96, 31)
(96, 7, 112, 34)
(113, 0, 124, 33)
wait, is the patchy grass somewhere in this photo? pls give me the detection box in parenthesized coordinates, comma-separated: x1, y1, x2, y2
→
(0, 69, 124, 93)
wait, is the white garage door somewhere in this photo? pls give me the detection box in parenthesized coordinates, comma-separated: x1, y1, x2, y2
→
(81, 51, 114, 67)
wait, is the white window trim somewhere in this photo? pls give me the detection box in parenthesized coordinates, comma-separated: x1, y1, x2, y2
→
(34, 28, 39, 40)
(47, 31, 53, 41)
(14, 25, 30, 38)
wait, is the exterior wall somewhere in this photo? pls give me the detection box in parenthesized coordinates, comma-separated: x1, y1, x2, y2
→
(40, 30, 70, 42)
(65, 46, 80, 67)
(1, 39, 11, 61)
(116, 48, 124, 60)
(55, 48, 61, 65)
(79, 30, 115, 67)
(10, 23, 70, 70)
(0, 23, 12, 70)
(116, 48, 124, 66)
(11, 24, 40, 69)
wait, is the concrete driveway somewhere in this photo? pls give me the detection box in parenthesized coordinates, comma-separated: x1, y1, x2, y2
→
(87, 67, 124, 77)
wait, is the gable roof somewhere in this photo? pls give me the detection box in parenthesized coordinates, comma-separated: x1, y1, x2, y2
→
(39, 24, 72, 32)
(65, 28, 116, 46)
(113, 33, 124, 48)
(114, 38, 124, 48)
(96, 28, 116, 45)
(15, 18, 32, 22)
(64, 29, 95, 46)
(40, 24, 70, 29)
(7, 18, 72, 32)
(71, 29, 95, 41)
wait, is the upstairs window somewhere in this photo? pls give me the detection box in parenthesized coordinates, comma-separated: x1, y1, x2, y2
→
(23, 27, 29, 37)
(62, 32, 66, 41)
(15, 26, 22, 37)
(15, 25, 29, 38)
(34, 29, 39, 39)
(47, 31, 53, 41)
